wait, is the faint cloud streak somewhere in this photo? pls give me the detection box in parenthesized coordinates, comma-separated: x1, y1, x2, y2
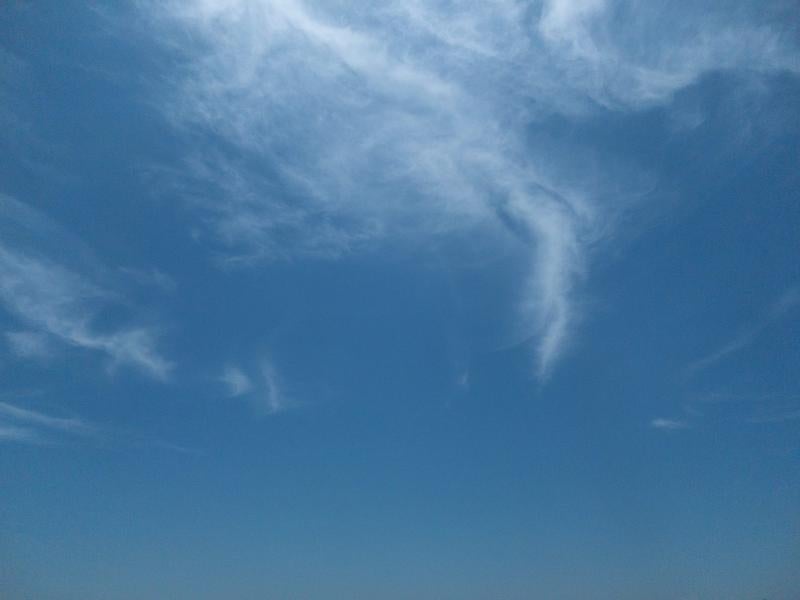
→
(686, 286, 800, 375)
(0, 196, 173, 379)
(0, 401, 97, 445)
(650, 418, 691, 431)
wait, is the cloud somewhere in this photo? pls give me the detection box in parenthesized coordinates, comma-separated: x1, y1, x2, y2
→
(456, 370, 470, 391)
(0, 401, 96, 444)
(220, 365, 253, 397)
(0, 396, 204, 451)
(687, 286, 800, 375)
(219, 359, 287, 415)
(650, 418, 690, 431)
(5, 330, 52, 360)
(749, 408, 800, 424)
(0, 246, 172, 379)
(144, 0, 798, 377)
(259, 360, 285, 415)
(0, 196, 173, 379)
(0, 401, 96, 436)
(119, 267, 177, 293)
(537, 0, 797, 109)
(0, 424, 44, 444)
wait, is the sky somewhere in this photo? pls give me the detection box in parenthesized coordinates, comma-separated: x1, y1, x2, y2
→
(1, 1, 799, 598)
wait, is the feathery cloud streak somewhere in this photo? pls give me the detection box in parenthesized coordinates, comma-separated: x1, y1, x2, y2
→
(0, 196, 172, 379)
(220, 360, 287, 415)
(650, 417, 690, 431)
(146, 0, 797, 376)
(0, 401, 96, 444)
(686, 286, 800, 375)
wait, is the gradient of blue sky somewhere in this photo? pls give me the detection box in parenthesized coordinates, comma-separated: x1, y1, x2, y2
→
(1, 1, 799, 599)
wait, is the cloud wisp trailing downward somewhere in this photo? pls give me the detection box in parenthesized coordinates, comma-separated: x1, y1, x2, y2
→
(0, 196, 172, 379)
(144, 0, 797, 377)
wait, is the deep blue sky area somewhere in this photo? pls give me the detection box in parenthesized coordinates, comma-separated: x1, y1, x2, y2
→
(1, 2, 799, 599)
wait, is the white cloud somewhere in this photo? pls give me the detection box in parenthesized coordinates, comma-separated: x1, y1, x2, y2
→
(0, 197, 173, 379)
(144, 0, 797, 377)
(259, 359, 285, 415)
(650, 418, 690, 431)
(0, 401, 96, 444)
(220, 365, 253, 397)
(0, 401, 95, 437)
(538, 0, 798, 109)
(0, 247, 172, 379)
(219, 359, 287, 415)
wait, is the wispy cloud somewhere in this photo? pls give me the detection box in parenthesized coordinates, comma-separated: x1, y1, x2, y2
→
(0, 397, 205, 452)
(750, 407, 800, 423)
(654, 390, 800, 431)
(537, 0, 797, 109)
(0, 401, 96, 444)
(131, 439, 206, 456)
(144, 0, 797, 377)
(0, 196, 173, 379)
(119, 267, 177, 293)
(259, 360, 285, 415)
(219, 359, 288, 415)
(0, 401, 96, 437)
(220, 365, 254, 397)
(5, 330, 52, 360)
(650, 417, 691, 431)
(686, 286, 800, 375)
(0, 424, 45, 444)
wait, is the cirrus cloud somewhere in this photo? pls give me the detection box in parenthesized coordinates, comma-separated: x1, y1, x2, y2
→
(142, 0, 798, 377)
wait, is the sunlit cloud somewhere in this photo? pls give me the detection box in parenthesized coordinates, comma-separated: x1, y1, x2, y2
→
(0, 196, 173, 379)
(144, 0, 797, 377)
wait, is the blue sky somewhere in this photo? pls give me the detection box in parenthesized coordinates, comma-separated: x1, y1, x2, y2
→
(1, 1, 799, 598)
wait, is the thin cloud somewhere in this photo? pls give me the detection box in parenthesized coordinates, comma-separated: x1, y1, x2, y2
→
(0, 424, 45, 444)
(456, 370, 471, 391)
(650, 418, 691, 431)
(0, 401, 96, 436)
(144, 0, 797, 377)
(0, 196, 173, 379)
(220, 365, 254, 397)
(0, 401, 97, 445)
(687, 286, 800, 375)
(5, 330, 52, 360)
(537, 0, 797, 109)
(133, 439, 206, 456)
(748, 406, 800, 424)
(119, 267, 177, 293)
(259, 359, 285, 415)
(219, 360, 288, 415)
